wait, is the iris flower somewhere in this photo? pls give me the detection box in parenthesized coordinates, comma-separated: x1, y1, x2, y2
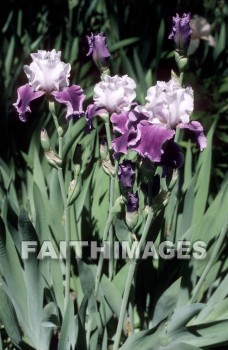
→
(112, 79, 207, 163)
(14, 49, 85, 121)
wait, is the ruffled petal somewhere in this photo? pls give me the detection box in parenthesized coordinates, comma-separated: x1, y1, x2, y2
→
(131, 122, 175, 162)
(177, 121, 207, 151)
(84, 104, 107, 132)
(110, 112, 129, 134)
(52, 85, 85, 120)
(13, 84, 45, 121)
(112, 127, 136, 155)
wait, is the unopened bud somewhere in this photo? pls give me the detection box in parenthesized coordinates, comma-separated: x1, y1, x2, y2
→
(111, 196, 124, 215)
(40, 128, 50, 151)
(100, 140, 109, 161)
(126, 211, 138, 230)
(45, 150, 62, 169)
(174, 51, 188, 72)
(102, 159, 115, 177)
(66, 177, 82, 207)
(167, 169, 178, 190)
(152, 191, 170, 212)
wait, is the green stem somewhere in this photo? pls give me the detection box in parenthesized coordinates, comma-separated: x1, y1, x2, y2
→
(64, 206, 71, 311)
(113, 260, 136, 350)
(49, 101, 71, 311)
(49, 101, 66, 204)
(94, 214, 114, 296)
(104, 120, 112, 150)
(108, 176, 115, 280)
(113, 211, 154, 350)
(189, 222, 228, 304)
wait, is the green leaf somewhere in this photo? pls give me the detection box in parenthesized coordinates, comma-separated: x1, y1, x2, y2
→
(18, 209, 43, 335)
(149, 278, 181, 328)
(192, 121, 216, 224)
(0, 288, 22, 347)
(0, 217, 29, 328)
(109, 37, 139, 52)
(167, 303, 204, 332)
(58, 297, 77, 350)
(113, 218, 131, 246)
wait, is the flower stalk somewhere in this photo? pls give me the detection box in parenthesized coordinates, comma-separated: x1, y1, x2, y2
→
(113, 210, 154, 350)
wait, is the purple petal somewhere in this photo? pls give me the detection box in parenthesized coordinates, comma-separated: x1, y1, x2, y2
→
(110, 112, 129, 134)
(84, 104, 107, 132)
(112, 127, 136, 155)
(118, 160, 135, 188)
(160, 140, 184, 168)
(127, 192, 139, 213)
(13, 84, 45, 121)
(177, 121, 207, 151)
(86, 32, 110, 70)
(131, 122, 175, 162)
(52, 85, 85, 120)
(169, 13, 192, 53)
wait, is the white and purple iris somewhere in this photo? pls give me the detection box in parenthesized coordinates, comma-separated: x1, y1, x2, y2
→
(111, 78, 207, 164)
(13, 49, 85, 121)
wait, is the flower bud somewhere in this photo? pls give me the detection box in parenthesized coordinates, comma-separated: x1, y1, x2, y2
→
(100, 139, 109, 161)
(86, 32, 110, 72)
(126, 211, 138, 230)
(169, 13, 192, 55)
(126, 192, 139, 229)
(152, 191, 170, 212)
(102, 159, 115, 177)
(66, 177, 82, 207)
(111, 196, 125, 215)
(45, 150, 62, 169)
(118, 160, 135, 189)
(40, 128, 50, 151)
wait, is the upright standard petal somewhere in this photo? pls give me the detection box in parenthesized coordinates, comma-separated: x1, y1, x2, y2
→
(177, 121, 207, 151)
(13, 84, 45, 121)
(52, 85, 85, 120)
(144, 79, 194, 129)
(24, 49, 71, 93)
(93, 75, 136, 114)
(131, 122, 175, 162)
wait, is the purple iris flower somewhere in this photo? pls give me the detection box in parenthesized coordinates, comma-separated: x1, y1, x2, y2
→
(127, 192, 139, 213)
(111, 110, 175, 163)
(169, 13, 192, 53)
(86, 32, 110, 71)
(111, 79, 207, 163)
(118, 160, 135, 189)
(13, 50, 85, 121)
